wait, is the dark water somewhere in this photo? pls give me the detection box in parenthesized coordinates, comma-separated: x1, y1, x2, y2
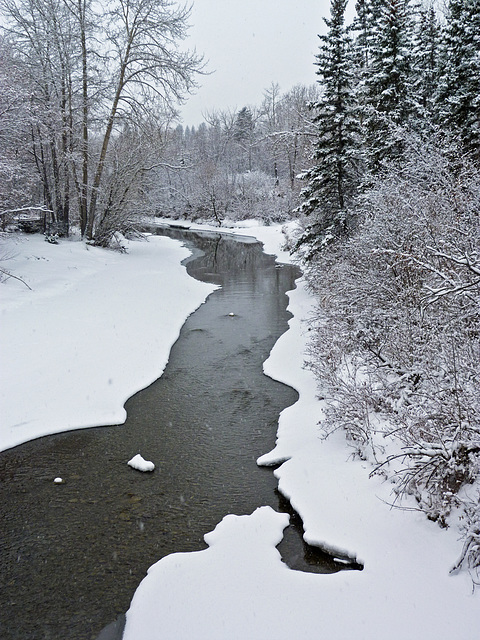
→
(0, 227, 357, 640)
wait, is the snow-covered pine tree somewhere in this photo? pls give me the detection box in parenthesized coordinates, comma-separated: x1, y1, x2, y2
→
(233, 107, 255, 144)
(297, 0, 362, 257)
(349, 0, 382, 71)
(363, 0, 416, 170)
(348, 0, 380, 144)
(233, 106, 255, 171)
(411, 5, 440, 127)
(436, 0, 480, 161)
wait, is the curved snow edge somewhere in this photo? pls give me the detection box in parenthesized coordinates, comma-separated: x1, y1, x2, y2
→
(0, 234, 217, 452)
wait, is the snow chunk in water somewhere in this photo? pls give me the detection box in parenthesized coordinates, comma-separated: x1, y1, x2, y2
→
(128, 454, 155, 472)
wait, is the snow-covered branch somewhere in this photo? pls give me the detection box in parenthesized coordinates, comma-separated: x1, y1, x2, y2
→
(0, 205, 53, 217)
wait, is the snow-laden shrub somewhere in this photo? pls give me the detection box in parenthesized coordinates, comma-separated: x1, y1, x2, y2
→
(305, 135, 480, 580)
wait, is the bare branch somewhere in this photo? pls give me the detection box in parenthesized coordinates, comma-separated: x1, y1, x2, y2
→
(0, 267, 33, 289)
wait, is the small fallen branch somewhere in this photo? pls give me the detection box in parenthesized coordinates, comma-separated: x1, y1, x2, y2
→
(0, 267, 32, 290)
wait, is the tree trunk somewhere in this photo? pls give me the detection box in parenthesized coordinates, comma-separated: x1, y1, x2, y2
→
(79, 0, 89, 237)
(86, 43, 131, 240)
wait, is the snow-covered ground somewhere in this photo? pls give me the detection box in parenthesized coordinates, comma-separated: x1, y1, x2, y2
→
(1, 224, 478, 639)
(0, 232, 216, 451)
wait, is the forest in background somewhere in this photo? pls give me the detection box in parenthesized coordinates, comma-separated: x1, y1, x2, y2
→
(0, 0, 318, 243)
(0, 0, 479, 581)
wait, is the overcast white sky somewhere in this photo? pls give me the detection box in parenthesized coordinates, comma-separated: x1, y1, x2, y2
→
(180, 0, 353, 127)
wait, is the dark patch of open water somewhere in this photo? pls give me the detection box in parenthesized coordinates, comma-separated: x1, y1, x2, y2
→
(0, 227, 359, 640)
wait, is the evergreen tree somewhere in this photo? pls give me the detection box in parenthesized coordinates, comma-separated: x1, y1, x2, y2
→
(411, 5, 439, 125)
(350, 0, 380, 71)
(437, 0, 480, 161)
(297, 0, 362, 256)
(363, 0, 416, 169)
(233, 107, 255, 143)
(233, 106, 255, 171)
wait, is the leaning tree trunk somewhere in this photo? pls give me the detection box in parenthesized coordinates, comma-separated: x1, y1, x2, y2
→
(86, 47, 130, 240)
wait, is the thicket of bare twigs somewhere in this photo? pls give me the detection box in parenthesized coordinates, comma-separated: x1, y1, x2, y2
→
(299, 137, 480, 581)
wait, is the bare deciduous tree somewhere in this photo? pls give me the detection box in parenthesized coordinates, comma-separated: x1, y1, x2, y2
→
(85, 0, 203, 240)
(0, 0, 203, 242)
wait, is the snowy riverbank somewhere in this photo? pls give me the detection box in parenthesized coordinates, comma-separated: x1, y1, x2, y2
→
(0, 232, 216, 451)
(1, 224, 478, 639)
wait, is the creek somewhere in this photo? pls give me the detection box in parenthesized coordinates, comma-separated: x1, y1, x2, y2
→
(0, 226, 358, 640)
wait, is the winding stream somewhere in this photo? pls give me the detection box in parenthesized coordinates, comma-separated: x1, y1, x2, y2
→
(0, 227, 357, 640)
